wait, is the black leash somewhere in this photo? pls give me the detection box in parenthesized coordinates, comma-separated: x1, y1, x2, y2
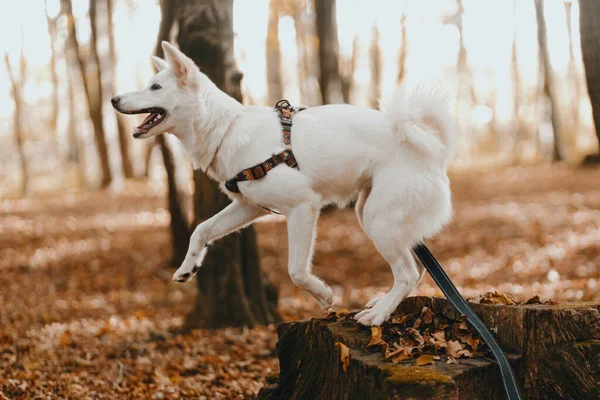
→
(412, 242, 523, 400)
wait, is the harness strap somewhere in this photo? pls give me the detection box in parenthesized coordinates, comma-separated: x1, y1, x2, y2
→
(412, 243, 523, 400)
(225, 100, 302, 194)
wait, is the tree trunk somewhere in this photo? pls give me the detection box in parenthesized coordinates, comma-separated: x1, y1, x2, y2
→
(535, 0, 564, 162)
(511, 0, 522, 163)
(175, 0, 279, 329)
(158, 135, 190, 267)
(292, 3, 321, 107)
(452, 0, 475, 159)
(340, 36, 358, 104)
(266, 0, 283, 105)
(578, 0, 600, 158)
(45, 2, 59, 136)
(397, 14, 407, 84)
(369, 25, 381, 110)
(4, 53, 28, 196)
(88, 0, 112, 186)
(106, 0, 134, 179)
(154, 0, 191, 268)
(315, 0, 344, 104)
(62, 0, 111, 187)
(61, 4, 86, 186)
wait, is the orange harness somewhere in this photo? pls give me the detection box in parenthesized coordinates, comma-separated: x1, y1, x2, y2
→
(224, 100, 304, 193)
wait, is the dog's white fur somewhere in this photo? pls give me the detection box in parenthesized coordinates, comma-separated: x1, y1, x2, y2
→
(113, 42, 456, 326)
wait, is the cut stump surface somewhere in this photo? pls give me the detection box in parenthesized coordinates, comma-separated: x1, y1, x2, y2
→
(258, 296, 600, 400)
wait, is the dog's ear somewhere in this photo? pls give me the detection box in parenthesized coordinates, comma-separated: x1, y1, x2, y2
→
(151, 56, 169, 72)
(161, 41, 196, 87)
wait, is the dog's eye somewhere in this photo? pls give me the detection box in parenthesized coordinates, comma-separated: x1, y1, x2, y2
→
(150, 84, 162, 91)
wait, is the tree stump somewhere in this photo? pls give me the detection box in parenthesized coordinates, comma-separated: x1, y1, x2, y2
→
(258, 297, 600, 399)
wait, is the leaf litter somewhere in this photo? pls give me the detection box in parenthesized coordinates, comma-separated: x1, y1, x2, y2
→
(0, 164, 598, 397)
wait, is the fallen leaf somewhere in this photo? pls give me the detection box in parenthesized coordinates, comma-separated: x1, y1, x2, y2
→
(154, 367, 172, 386)
(457, 348, 472, 358)
(366, 326, 388, 350)
(23, 361, 41, 370)
(335, 342, 350, 372)
(525, 295, 542, 304)
(385, 339, 418, 362)
(446, 340, 464, 358)
(429, 330, 447, 350)
(406, 328, 425, 345)
(391, 313, 413, 324)
(467, 337, 481, 352)
(478, 291, 517, 305)
(59, 331, 71, 347)
(420, 307, 434, 325)
(415, 354, 435, 366)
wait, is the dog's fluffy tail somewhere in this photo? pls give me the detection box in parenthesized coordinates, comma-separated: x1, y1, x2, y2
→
(383, 83, 456, 166)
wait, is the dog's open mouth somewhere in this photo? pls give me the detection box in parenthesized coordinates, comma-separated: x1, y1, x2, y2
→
(123, 107, 167, 138)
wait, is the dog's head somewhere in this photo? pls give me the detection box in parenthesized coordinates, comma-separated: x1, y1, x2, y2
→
(111, 41, 204, 139)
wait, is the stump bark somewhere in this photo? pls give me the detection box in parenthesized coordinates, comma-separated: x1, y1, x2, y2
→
(258, 297, 600, 400)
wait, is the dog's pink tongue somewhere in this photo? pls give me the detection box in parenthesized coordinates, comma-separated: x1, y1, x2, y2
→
(138, 112, 158, 128)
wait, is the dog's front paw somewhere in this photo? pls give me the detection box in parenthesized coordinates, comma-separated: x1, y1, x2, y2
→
(172, 262, 200, 283)
(172, 247, 207, 283)
(316, 287, 334, 311)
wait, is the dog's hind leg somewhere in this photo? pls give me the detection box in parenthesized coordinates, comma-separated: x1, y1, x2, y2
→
(355, 184, 384, 308)
(286, 203, 334, 310)
(355, 248, 419, 326)
(354, 184, 423, 326)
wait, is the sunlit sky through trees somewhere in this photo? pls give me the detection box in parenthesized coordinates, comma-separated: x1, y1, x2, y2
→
(0, 0, 597, 191)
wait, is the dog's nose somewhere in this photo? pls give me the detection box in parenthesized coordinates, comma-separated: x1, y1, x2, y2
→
(111, 96, 121, 107)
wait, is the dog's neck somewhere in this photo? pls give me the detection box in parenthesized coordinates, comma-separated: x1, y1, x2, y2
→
(177, 81, 243, 180)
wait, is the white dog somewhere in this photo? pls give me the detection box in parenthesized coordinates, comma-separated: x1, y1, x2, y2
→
(112, 41, 455, 326)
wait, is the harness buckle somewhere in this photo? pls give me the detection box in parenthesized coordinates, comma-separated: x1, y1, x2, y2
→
(224, 180, 240, 193)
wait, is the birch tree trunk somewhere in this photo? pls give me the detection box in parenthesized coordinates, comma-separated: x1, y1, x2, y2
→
(315, 0, 344, 104)
(45, 2, 59, 136)
(153, 0, 191, 268)
(106, 0, 134, 179)
(579, 0, 600, 160)
(62, 0, 112, 187)
(340, 36, 358, 104)
(266, 0, 283, 105)
(369, 25, 381, 110)
(397, 14, 407, 84)
(511, 0, 522, 163)
(4, 53, 28, 195)
(174, 0, 279, 328)
(61, 2, 85, 186)
(88, 0, 112, 186)
(535, 0, 564, 162)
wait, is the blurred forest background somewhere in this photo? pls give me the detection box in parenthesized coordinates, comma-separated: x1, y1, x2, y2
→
(1, 0, 600, 398)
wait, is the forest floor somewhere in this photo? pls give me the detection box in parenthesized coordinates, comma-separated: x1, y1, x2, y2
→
(1, 164, 599, 399)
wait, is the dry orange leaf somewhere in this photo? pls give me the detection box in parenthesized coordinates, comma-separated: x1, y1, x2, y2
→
(406, 328, 425, 345)
(415, 354, 435, 366)
(446, 340, 473, 359)
(391, 313, 413, 324)
(479, 291, 517, 305)
(446, 340, 464, 358)
(335, 342, 350, 372)
(59, 331, 71, 347)
(391, 352, 412, 363)
(366, 326, 387, 350)
(430, 330, 447, 350)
